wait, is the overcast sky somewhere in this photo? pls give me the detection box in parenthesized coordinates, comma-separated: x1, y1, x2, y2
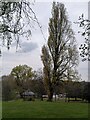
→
(0, 0, 89, 81)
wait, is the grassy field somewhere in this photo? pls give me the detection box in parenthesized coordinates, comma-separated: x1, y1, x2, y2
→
(0, 101, 2, 119)
(2, 100, 88, 118)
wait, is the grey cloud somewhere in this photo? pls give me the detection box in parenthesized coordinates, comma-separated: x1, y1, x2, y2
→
(19, 42, 38, 53)
(2, 42, 38, 57)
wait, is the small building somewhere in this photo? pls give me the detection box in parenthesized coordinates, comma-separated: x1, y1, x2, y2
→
(22, 90, 35, 101)
(58, 93, 66, 98)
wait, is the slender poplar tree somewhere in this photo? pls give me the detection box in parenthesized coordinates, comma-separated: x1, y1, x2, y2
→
(41, 2, 79, 101)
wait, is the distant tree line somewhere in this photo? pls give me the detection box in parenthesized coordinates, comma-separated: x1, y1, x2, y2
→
(1, 64, 90, 103)
(65, 80, 90, 102)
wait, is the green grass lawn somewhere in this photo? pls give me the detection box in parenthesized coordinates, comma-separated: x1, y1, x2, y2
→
(0, 101, 2, 119)
(2, 100, 88, 118)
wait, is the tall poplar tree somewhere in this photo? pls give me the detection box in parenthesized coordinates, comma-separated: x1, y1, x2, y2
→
(41, 2, 79, 101)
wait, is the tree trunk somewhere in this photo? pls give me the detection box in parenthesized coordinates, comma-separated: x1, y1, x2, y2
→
(40, 95, 43, 101)
(20, 93, 23, 98)
(55, 93, 56, 101)
(47, 89, 53, 102)
(75, 97, 77, 101)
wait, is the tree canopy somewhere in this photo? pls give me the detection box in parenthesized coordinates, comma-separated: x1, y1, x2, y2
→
(11, 65, 34, 97)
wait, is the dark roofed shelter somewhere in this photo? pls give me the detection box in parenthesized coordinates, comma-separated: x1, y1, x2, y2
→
(22, 90, 35, 101)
